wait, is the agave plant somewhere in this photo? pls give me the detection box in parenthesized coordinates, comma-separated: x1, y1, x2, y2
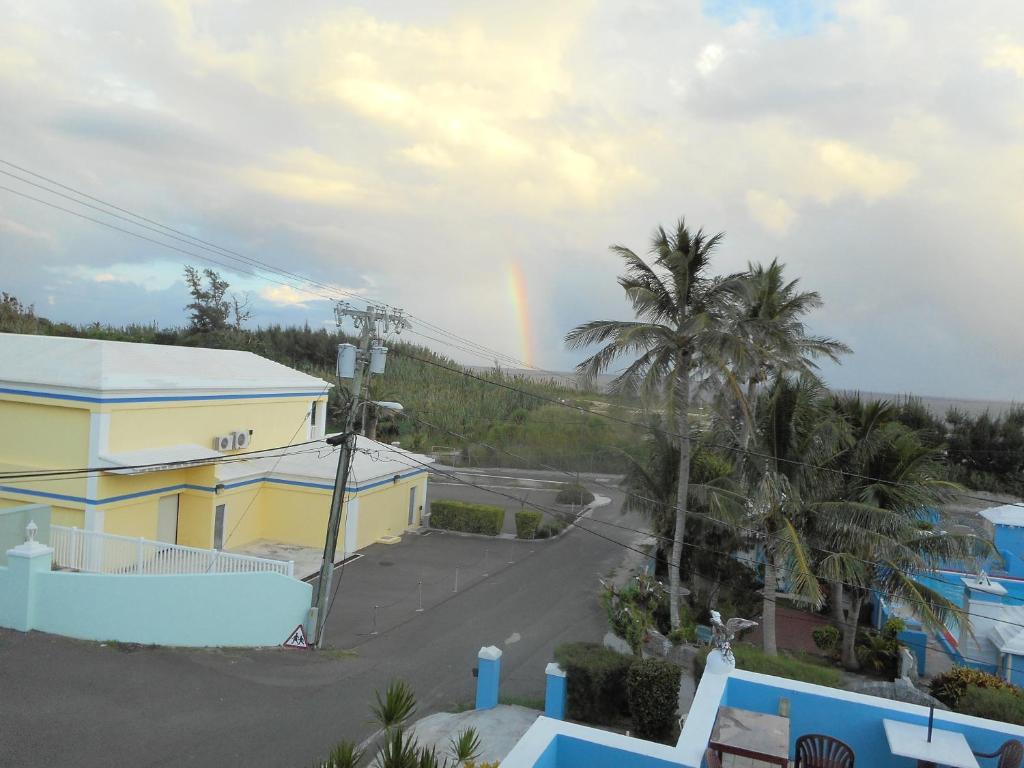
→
(449, 727, 482, 765)
(372, 680, 418, 731)
(315, 740, 362, 768)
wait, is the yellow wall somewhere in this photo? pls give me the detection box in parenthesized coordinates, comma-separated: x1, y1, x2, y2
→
(106, 397, 325, 454)
(219, 485, 265, 550)
(104, 497, 160, 540)
(0, 399, 91, 468)
(355, 477, 424, 549)
(177, 492, 214, 548)
(52, 506, 84, 528)
(260, 485, 331, 549)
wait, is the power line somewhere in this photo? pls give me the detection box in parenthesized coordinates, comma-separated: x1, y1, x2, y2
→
(393, 347, 1024, 512)
(361, 443, 1024, 639)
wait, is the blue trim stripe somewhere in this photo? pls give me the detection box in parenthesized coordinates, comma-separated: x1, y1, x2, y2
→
(0, 468, 428, 506)
(0, 386, 328, 405)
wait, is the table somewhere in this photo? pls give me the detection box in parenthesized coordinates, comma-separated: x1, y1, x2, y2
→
(882, 718, 980, 768)
(708, 706, 790, 767)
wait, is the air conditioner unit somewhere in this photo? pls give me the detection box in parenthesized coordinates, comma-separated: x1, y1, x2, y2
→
(213, 434, 234, 452)
(233, 430, 251, 449)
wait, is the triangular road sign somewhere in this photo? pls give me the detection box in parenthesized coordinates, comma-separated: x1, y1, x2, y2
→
(283, 624, 310, 649)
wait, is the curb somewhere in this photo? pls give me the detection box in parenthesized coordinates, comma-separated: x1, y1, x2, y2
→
(421, 495, 611, 543)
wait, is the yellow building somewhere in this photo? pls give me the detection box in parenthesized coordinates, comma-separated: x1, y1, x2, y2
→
(0, 333, 430, 567)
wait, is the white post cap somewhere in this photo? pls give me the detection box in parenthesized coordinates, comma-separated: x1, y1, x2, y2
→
(545, 662, 566, 678)
(478, 645, 503, 661)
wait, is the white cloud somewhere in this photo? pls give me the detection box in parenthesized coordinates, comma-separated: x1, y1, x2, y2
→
(696, 44, 725, 76)
(745, 190, 795, 234)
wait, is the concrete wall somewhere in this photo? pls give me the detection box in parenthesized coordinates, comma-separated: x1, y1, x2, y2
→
(0, 398, 91, 468)
(0, 543, 311, 647)
(0, 504, 49, 565)
(995, 525, 1024, 578)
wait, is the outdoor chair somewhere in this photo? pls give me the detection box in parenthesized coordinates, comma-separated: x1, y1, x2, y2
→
(704, 748, 723, 768)
(974, 739, 1024, 768)
(795, 733, 855, 768)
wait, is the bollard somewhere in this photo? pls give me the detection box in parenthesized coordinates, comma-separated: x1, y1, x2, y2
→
(475, 646, 502, 710)
(453, 566, 459, 593)
(483, 548, 489, 577)
(544, 663, 567, 720)
(371, 604, 379, 635)
(416, 581, 424, 612)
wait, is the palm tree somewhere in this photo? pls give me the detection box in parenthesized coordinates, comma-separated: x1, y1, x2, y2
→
(566, 219, 741, 628)
(815, 395, 988, 670)
(739, 374, 837, 655)
(719, 259, 850, 450)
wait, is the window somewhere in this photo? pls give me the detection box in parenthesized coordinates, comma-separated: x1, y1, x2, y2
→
(310, 400, 317, 426)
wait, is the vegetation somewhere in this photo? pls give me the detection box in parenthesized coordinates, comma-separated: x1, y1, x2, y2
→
(566, 219, 743, 630)
(930, 666, 1020, 710)
(555, 483, 594, 506)
(956, 685, 1024, 726)
(693, 644, 842, 689)
(812, 625, 840, 656)
(428, 501, 505, 536)
(314, 680, 481, 768)
(853, 618, 905, 678)
(533, 518, 567, 539)
(553, 642, 633, 725)
(514, 510, 542, 539)
(600, 574, 666, 654)
(626, 659, 682, 743)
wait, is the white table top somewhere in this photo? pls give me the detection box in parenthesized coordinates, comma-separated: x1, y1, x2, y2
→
(882, 719, 980, 768)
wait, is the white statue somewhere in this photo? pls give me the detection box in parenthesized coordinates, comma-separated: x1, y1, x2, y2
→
(709, 609, 758, 662)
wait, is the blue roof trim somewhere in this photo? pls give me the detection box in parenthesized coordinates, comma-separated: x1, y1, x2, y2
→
(0, 468, 428, 506)
(0, 386, 328, 405)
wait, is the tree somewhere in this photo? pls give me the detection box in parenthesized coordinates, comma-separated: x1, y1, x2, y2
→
(566, 218, 741, 629)
(739, 374, 835, 655)
(718, 259, 849, 450)
(183, 265, 231, 333)
(818, 394, 986, 670)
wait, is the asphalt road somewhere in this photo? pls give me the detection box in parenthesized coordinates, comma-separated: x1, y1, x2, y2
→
(0, 470, 644, 768)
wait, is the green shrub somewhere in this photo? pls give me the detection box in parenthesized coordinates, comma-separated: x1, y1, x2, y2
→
(534, 518, 567, 539)
(514, 510, 542, 539)
(627, 659, 682, 743)
(812, 625, 840, 653)
(601, 575, 667, 654)
(555, 483, 595, 506)
(429, 500, 504, 536)
(694, 644, 842, 688)
(554, 642, 633, 725)
(667, 625, 695, 646)
(957, 684, 1024, 725)
(930, 666, 1020, 709)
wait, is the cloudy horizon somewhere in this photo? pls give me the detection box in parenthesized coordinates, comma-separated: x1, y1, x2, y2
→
(1, 0, 1023, 401)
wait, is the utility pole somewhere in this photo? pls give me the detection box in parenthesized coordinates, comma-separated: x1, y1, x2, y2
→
(313, 302, 407, 648)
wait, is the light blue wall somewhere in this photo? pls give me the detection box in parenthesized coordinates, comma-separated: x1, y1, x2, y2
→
(32, 570, 311, 647)
(553, 736, 681, 768)
(995, 526, 1024, 578)
(724, 675, 1024, 766)
(0, 566, 15, 628)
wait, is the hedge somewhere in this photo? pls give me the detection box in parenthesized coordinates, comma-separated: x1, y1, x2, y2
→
(555, 483, 595, 506)
(534, 518, 567, 539)
(694, 644, 842, 689)
(429, 500, 505, 536)
(554, 642, 633, 725)
(515, 510, 543, 539)
(930, 666, 1020, 709)
(627, 659, 682, 743)
(957, 685, 1024, 725)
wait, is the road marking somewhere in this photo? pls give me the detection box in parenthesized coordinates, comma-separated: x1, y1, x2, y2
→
(505, 632, 521, 645)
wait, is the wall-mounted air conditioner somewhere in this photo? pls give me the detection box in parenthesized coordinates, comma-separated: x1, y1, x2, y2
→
(233, 430, 251, 449)
(213, 434, 234, 451)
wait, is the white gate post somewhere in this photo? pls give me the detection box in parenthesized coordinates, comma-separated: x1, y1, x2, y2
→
(137, 537, 145, 574)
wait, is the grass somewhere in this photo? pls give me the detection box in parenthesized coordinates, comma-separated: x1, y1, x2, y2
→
(324, 648, 359, 660)
(499, 695, 545, 710)
(695, 643, 842, 689)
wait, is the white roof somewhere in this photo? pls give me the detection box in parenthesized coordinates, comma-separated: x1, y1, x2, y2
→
(100, 445, 223, 475)
(0, 333, 330, 396)
(989, 606, 1024, 654)
(215, 435, 434, 489)
(979, 504, 1024, 528)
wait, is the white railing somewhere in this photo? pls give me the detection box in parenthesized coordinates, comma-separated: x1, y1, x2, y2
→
(49, 525, 294, 579)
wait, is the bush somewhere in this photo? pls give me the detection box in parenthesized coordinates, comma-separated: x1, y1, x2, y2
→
(514, 510, 542, 539)
(930, 666, 1021, 709)
(554, 642, 633, 725)
(812, 625, 840, 653)
(555, 483, 595, 506)
(694, 644, 842, 689)
(534, 518, 567, 539)
(601, 575, 667, 654)
(957, 685, 1024, 725)
(627, 658, 682, 743)
(429, 500, 505, 536)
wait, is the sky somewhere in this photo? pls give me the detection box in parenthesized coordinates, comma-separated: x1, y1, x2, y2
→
(0, 0, 1022, 401)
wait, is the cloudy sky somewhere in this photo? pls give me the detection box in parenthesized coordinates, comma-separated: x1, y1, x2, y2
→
(1, 0, 1022, 400)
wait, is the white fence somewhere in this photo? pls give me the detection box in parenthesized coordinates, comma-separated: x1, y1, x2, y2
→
(50, 525, 294, 578)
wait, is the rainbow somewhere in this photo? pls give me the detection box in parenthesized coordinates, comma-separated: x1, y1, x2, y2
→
(506, 263, 534, 368)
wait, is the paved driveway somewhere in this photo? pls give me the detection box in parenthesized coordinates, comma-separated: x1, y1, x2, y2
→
(0, 476, 643, 768)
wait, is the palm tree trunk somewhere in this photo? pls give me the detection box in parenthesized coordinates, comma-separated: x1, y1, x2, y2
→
(831, 581, 845, 626)
(739, 377, 758, 450)
(669, 363, 693, 630)
(840, 593, 864, 671)
(762, 545, 778, 656)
